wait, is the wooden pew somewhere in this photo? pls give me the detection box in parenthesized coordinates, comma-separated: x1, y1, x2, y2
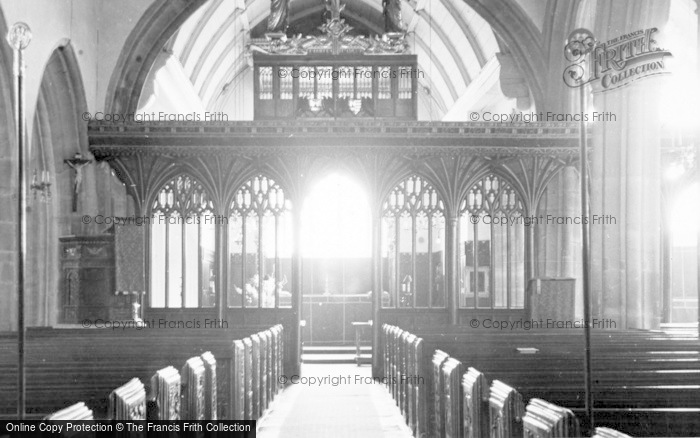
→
(488, 380, 524, 438)
(522, 398, 579, 437)
(462, 367, 489, 438)
(431, 349, 449, 437)
(44, 402, 94, 421)
(150, 366, 181, 420)
(442, 357, 463, 438)
(243, 336, 255, 420)
(232, 339, 247, 420)
(408, 329, 700, 415)
(381, 324, 700, 436)
(201, 351, 217, 420)
(109, 378, 146, 420)
(0, 324, 284, 418)
(592, 427, 632, 437)
(181, 357, 206, 420)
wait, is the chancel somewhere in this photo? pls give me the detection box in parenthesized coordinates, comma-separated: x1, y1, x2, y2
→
(0, 0, 699, 437)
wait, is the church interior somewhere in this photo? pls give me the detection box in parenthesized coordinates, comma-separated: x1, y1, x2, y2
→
(0, 0, 699, 436)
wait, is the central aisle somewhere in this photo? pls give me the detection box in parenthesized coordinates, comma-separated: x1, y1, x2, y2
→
(257, 363, 414, 437)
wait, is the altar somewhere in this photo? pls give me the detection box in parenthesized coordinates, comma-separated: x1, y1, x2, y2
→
(302, 293, 372, 345)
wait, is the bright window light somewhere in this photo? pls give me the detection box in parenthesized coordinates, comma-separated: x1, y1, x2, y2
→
(301, 173, 372, 258)
(670, 182, 700, 247)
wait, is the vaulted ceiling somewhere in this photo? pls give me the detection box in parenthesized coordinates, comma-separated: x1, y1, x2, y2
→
(138, 0, 509, 120)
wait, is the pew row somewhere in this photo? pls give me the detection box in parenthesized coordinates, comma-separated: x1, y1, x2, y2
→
(1, 324, 284, 420)
(381, 324, 697, 437)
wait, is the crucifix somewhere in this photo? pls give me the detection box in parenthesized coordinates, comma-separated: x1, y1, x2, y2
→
(65, 153, 92, 212)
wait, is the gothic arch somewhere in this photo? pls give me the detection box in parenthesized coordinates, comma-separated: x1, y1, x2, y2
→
(462, 0, 547, 110)
(27, 41, 89, 326)
(105, 0, 209, 114)
(106, 0, 548, 114)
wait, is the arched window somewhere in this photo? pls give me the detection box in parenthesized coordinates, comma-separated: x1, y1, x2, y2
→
(150, 175, 216, 308)
(459, 175, 525, 309)
(381, 176, 446, 308)
(228, 176, 293, 308)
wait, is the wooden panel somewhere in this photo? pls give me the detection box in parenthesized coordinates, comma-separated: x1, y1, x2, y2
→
(462, 368, 489, 438)
(488, 380, 524, 438)
(44, 402, 93, 421)
(201, 351, 218, 420)
(151, 366, 181, 420)
(442, 358, 463, 438)
(109, 378, 146, 420)
(431, 350, 450, 437)
(181, 357, 206, 420)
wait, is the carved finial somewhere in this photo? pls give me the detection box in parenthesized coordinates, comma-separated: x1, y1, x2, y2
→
(267, 0, 290, 33)
(325, 0, 344, 21)
(383, 0, 405, 33)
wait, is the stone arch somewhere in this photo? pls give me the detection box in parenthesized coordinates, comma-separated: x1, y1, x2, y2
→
(26, 41, 89, 326)
(106, 0, 549, 114)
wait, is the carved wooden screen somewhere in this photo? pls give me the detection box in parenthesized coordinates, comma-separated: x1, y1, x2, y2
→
(228, 175, 292, 308)
(459, 175, 525, 309)
(381, 175, 446, 308)
(150, 175, 216, 308)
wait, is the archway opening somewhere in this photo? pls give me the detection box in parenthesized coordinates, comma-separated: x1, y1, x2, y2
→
(300, 173, 372, 345)
(668, 182, 699, 323)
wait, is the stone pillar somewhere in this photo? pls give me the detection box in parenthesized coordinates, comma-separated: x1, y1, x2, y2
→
(371, 211, 382, 377)
(290, 205, 302, 376)
(446, 215, 459, 325)
(588, 0, 670, 329)
(534, 166, 582, 318)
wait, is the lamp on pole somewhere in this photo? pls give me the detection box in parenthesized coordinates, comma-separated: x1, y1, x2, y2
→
(7, 21, 31, 420)
(564, 27, 596, 432)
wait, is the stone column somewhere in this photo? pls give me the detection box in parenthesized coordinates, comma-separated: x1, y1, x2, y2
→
(588, 0, 670, 329)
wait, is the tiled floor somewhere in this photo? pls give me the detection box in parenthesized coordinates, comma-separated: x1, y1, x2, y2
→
(257, 363, 414, 437)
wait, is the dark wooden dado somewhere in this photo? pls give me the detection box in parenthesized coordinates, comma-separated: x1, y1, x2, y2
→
(59, 235, 127, 323)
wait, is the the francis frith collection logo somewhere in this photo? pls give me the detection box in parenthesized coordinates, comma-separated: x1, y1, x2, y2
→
(564, 27, 673, 91)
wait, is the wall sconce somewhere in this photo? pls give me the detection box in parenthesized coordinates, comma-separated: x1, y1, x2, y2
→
(30, 169, 51, 202)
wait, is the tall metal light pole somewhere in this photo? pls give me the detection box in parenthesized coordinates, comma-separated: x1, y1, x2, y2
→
(7, 21, 31, 420)
(695, 0, 700, 339)
(564, 27, 596, 432)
